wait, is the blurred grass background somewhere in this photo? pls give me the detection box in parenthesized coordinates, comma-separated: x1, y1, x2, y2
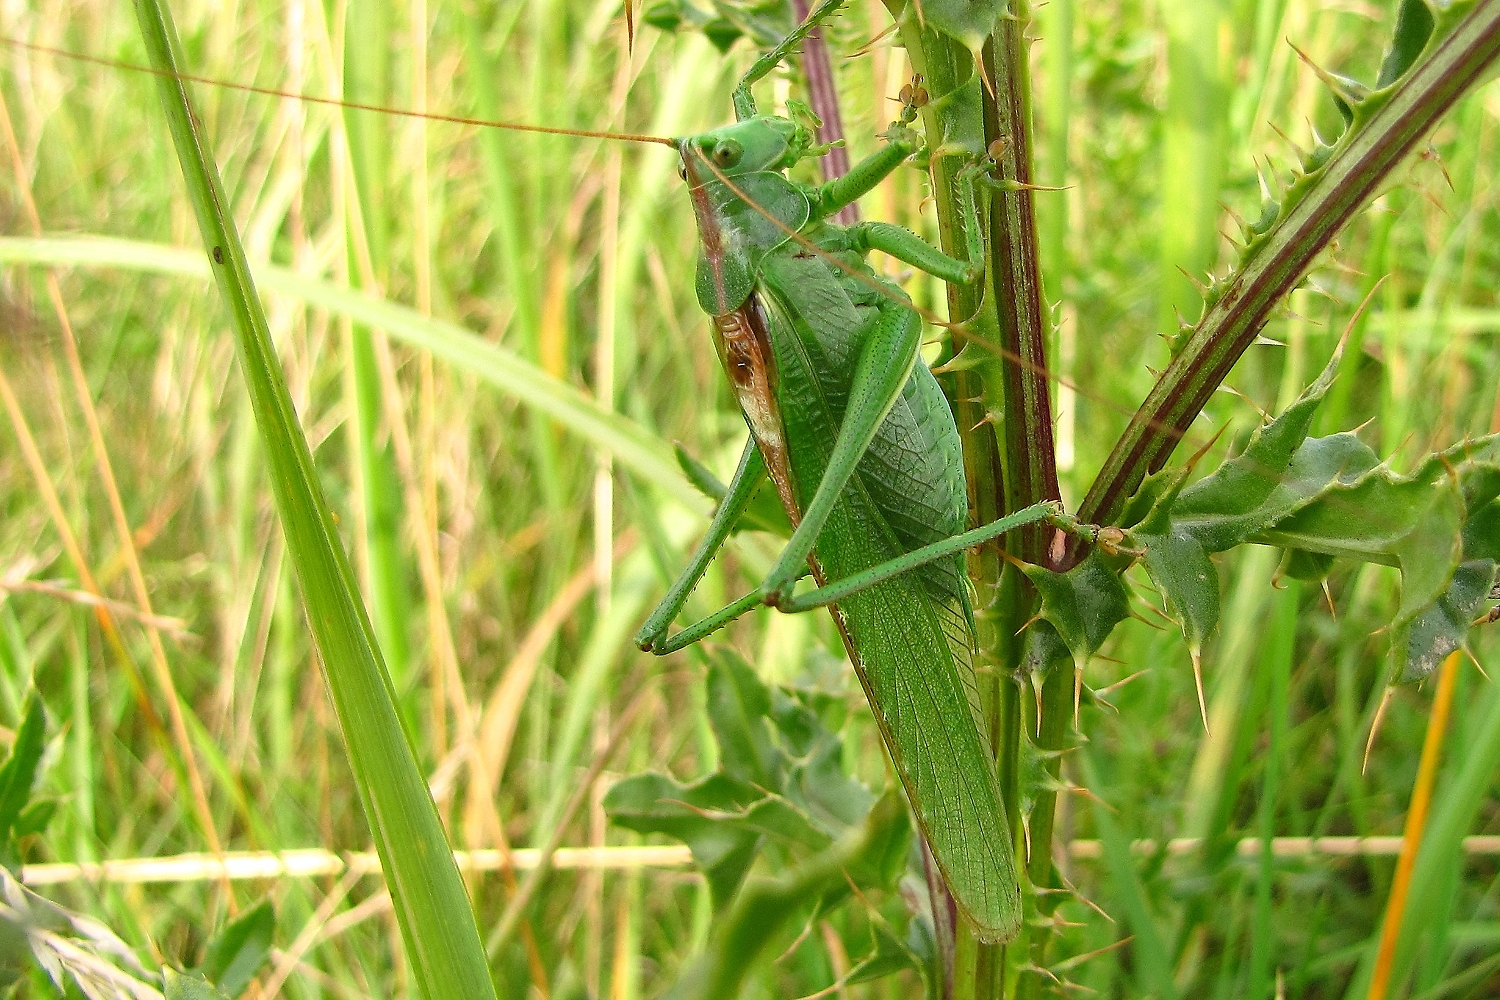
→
(0, 0, 1497, 995)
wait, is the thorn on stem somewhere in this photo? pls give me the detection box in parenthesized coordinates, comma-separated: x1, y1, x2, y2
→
(1191, 649, 1210, 735)
(1033, 674, 1045, 738)
(1129, 610, 1166, 632)
(1073, 661, 1083, 729)
(1364, 685, 1395, 774)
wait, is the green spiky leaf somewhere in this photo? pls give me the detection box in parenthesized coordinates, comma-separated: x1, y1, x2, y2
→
(606, 649, 881, 911)
(1281, 548, 1336, 582)
(663, 791, 909, 1000)
(1126, 330, 1498, 681)
(1025, 549, 1133, 668)
(1377, 0, 1437, 88)
(604, 773, 819, 907)
(1136, 528, 1220, 659)
(909, 0, 1007, 53)
(1392, 559, 1495, 682)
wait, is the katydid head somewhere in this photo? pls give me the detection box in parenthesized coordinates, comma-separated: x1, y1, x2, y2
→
(675, 115, 813, 183)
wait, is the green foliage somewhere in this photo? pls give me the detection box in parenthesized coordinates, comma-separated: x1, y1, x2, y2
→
(192, 899, 274, 998)
(604, 647, 889, 883)
(0, 696, 52, 875)
(0, 867, 157, 999)
(165, 969, 230, 1000)
(1025, 549, 1133, 671)
(662, 790, 918, 999)
(1098, 343, 1500, 681)
(133, 1, 496, 997)
(643, 0, 794, 52)
(1376, 0, 1437, 89)
(606, 649, 924, 992)
(902, 0, 1007, 54)
(0, 0, 1497, 994)
(1223, 0, 1467, 295)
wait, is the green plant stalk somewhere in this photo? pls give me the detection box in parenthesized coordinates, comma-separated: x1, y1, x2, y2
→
(888, 0, 1067, 991)
(980, 11, 1062, 562)
(980, 6, 1069, 992)
(132, 2, 498, 997)
(1078, 0, 1500, 533)
(881, 9, 1009, 991)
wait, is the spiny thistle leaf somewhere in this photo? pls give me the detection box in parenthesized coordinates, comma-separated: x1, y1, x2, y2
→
(1123, 336, 1499, 681)
(1135, 528, 1220, 661)
(662, 792, 910, 1000)
(905, 0, 1007, 54)
(1393, 559, 1495, 682)
(604, 772, 829, 907)
(1024, 549, 1133, 670)
(604, 648, 884, 911)
(1378, 0, 1438, 88)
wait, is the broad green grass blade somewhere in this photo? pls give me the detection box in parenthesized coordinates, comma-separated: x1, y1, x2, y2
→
(0, 236, 701, 511)
(132, 3, 498, 997)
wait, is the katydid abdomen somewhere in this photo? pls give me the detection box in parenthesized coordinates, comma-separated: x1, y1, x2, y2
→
(710, 239, 1022, 942)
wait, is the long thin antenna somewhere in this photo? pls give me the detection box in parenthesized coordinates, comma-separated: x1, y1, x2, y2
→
(1, 36, 677, 146)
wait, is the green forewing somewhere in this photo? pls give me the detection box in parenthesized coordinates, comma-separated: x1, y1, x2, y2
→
(755, 254, 1021, 941)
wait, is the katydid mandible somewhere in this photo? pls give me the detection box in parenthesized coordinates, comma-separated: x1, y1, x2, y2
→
(634, 0, 1080, 943)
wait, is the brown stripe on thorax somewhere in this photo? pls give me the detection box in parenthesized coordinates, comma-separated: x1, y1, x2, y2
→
(712, 297, 801, 528)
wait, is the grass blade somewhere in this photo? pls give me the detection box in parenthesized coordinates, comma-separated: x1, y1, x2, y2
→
(131, 3, 498, 997)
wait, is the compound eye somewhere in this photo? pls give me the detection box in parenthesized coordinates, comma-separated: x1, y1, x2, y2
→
(711, 139, 743, 168)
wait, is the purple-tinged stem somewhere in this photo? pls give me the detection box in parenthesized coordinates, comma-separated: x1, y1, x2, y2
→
(791, 0, 857, 224)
